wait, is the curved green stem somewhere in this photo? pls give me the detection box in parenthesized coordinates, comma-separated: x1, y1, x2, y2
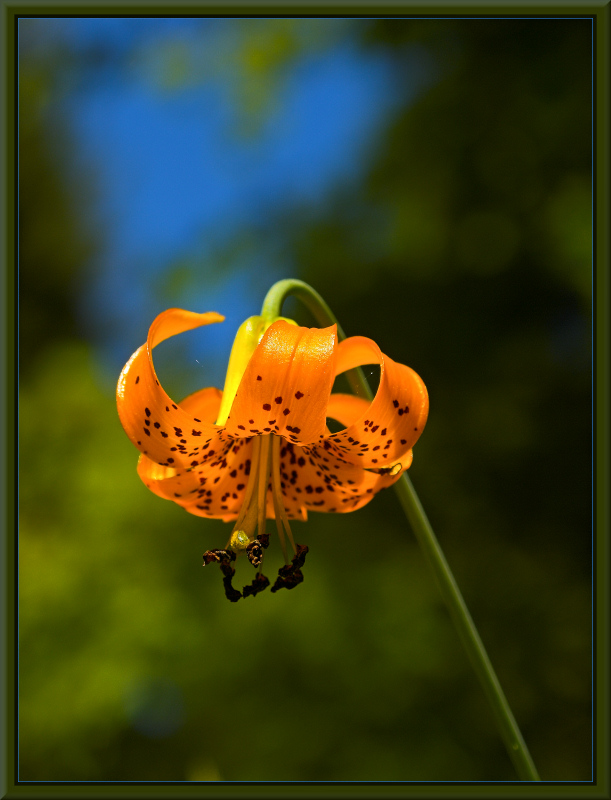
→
(262, 279, 541, 782)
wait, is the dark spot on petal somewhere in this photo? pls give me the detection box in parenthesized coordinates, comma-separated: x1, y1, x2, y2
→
(295, 391, 304, 399)
(283, 408, 290, 416)
(143, 428, 150, 436)
(154, 422, 160, 428)
(135, 376, 140, 384)
(238, 425, 245, 430)
(263, 403, 271, 411)
(257, 375, 262, 381)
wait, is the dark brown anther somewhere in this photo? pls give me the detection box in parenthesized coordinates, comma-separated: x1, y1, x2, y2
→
(203, 549, 241, 601)
(242, 572, 270, 598)
(257, 532, 270, 550)
(222, 571, 242, 602)
(219, 560, 235, 578)
(270, 544, 309, 593)
(203, 549, 224, 565)
(291, 543, 308, 569)
(270, 569, 304, 593)
(202, 548, 236, 566)
(219, 558, 242, 602)
(246, 540, 264, 567)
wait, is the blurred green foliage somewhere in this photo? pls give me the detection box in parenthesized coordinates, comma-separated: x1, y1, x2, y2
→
(19, 19, 591, 781)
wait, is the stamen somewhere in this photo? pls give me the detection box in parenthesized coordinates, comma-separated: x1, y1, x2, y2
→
(270, 434, 297, 560)
(270, 544, 309, 593)
(257, 434, 272, 541)
(365, 461, 402, 477)
(271, 484, 288, 564)
(245, 538, 265, 567)
(212, 432, 304, 600)
(242, 572, 270, 598)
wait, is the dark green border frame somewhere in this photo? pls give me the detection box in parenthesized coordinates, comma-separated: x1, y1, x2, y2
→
(3, 4, 608, 798)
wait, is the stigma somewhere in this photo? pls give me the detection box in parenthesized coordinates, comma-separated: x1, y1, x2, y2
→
(203, 433, 309, 601)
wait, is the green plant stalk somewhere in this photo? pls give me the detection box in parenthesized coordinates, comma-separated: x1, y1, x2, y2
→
(262, 279, 541, 782)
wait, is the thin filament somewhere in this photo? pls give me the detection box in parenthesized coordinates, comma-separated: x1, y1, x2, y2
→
(257, 434, 272, 540)
(270, 435, 297, 556)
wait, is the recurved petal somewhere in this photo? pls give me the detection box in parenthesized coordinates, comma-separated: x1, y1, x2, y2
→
(178, 385, 223, 419)
(329, 336, 428, 470)
(224, 320, 338, 447)
(117, 308, 224, 469)
(326, 393, 369, 428)
(276, 440, 403, 519)
(137, 435, 255, 522)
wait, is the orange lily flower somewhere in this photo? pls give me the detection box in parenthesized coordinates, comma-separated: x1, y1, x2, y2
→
(117, 308, 428, 600)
